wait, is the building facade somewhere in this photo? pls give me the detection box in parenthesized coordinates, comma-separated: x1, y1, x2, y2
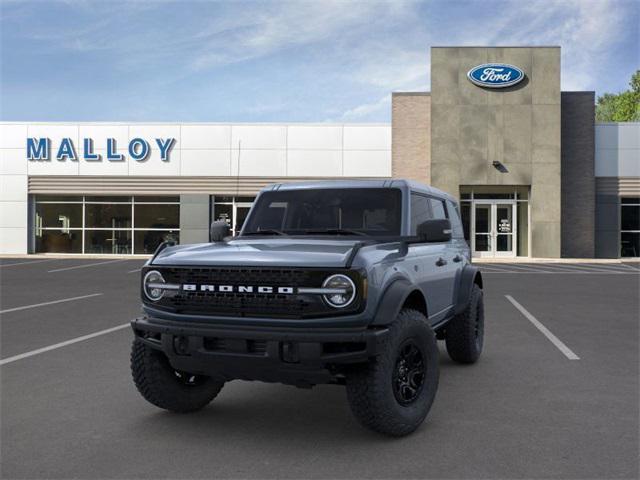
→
(0, 46, 638, 258)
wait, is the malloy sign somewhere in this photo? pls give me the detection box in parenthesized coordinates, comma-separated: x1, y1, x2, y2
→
(26, 137, 176, 162)
(467, 63, 525, 88)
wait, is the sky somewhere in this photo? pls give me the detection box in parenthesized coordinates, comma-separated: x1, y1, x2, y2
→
(1, 0, 638, 122)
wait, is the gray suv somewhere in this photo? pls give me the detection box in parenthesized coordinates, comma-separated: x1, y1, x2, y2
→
(131, 180, 484, 436)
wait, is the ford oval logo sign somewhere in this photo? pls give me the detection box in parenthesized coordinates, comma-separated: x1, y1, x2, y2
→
(467, 63, 525, 88)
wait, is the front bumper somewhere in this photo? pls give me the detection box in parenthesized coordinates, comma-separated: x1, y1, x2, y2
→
(131, 316, 389, 386)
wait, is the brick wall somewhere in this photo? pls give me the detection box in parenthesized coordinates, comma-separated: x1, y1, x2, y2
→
(391, 93, 431, 184)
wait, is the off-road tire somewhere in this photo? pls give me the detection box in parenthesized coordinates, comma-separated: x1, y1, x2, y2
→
(345, 309, 439, 436)
(445, 283, 484, 364)
(131, 340, 224, 413)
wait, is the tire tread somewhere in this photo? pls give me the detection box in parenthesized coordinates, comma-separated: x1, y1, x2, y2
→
(131, 340, 223, 413)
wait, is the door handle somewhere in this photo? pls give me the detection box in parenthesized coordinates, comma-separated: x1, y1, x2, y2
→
(435, 257, 447, 267)
(453, 255, 462, 263)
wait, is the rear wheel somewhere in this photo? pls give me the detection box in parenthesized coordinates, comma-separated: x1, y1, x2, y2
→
(131, 340, 224, 413)
(345, 309, 439, 436)
(445, 283, 484, 364)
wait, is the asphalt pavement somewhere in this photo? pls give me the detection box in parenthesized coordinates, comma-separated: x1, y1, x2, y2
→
(1, 258, 638, 479)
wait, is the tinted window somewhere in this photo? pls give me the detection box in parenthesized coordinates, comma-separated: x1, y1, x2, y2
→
(243, 188, 402, 236)
(85, 204, 131, 229)
(429, 198, 447, 220)
(134, 204, 179, 229)
(410, 193, 431, 234)
(447, 200, 465, 238)
(621, 232, 639, 257)
(621, 205, 639, 231)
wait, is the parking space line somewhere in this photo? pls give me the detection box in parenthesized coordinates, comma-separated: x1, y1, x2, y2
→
(0, 323, 129, 366)
(127, 268, 142, 274)
(0, 259, 57, 268)
(483, 271, 637, 275)
(479, 266, 531, 274)
(477, 265, 509, 272)
(541, 263, 627, 273)
(0, 293, 103, 314)
(48, 259, 128, 273)
(480, 264, 556, 273)
(505, 295, 580, 360)
(582, 263, 640, 272)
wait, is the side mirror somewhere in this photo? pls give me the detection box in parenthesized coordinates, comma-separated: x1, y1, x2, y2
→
(416, 219, 452, 243)
(210, 220, 231, 242)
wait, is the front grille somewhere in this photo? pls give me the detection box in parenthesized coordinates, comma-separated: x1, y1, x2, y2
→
(164, 267, 314, 286)
(146, 267, 362, 319)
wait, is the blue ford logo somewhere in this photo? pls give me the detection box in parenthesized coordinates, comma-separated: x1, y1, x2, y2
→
(467, 63, 524, 88)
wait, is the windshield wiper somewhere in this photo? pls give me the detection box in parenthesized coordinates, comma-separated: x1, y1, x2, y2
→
(242, 229, 287, 236)
(302, 228, 367, 236)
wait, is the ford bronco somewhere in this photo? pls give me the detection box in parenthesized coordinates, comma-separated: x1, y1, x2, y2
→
(130, 180, 484, 436)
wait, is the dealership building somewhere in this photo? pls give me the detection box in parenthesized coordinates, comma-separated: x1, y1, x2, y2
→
(1, 46, 638, 258)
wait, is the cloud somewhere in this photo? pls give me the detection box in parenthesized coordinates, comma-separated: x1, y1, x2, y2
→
(1, 0, 637, 122)
(187, 1, 416, 71)
(339, 94, 391, 121)
(334, 0, 636, 119)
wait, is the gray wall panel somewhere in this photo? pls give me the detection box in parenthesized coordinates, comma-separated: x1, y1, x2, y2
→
(431, 46, 562, 257)
(561, 92, 595, 257)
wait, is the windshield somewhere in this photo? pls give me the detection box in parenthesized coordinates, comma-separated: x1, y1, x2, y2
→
(241, 188, 402, 236)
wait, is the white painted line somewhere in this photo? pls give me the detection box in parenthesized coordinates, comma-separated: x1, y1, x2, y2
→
(505, 295, 580, 360)
(48, 259, 127, 273)
(478, 265, 509, 272)
(541, 263, 627, 273)
(483, 271, 637, 275)
(0, 293, 103, 314)
(0, 323, 129, 366)
(482, 263, 556, 273)
(0, 259, 56, 268)
(582, 263, 640, 272)
(127, 268, 142, 274)
(479, 266, 529, 274)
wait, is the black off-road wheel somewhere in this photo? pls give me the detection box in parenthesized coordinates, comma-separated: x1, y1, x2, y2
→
(131, 340, 224, 413)
(345, 309, 439, 436)
(445, 283, 484, 364)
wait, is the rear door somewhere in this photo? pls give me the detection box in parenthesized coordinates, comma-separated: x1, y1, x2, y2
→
(427, 197, 458, 317)
(408, 193, 454, 322)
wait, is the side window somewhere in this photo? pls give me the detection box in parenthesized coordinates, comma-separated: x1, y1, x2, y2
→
(410, 193, 431, 234)
(429, 198, 447, 220)
(446, 200, 465, 239)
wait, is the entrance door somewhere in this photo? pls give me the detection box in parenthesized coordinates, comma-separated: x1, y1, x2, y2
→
(233, 203, 252, 235)
(472, 201, 517, 258)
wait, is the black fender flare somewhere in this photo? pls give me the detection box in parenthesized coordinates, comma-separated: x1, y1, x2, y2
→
(371, 278, 420, 326)
(454, 265, 483, 315)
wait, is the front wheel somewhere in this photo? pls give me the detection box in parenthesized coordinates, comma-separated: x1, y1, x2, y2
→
(345, 309, 439, 436)
(131, 340, 224, 413)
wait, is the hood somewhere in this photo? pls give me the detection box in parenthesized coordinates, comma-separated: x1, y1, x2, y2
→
(151, 238, 362, 268)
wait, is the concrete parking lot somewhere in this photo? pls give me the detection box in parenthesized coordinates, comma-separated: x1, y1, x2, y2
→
(1, 258, 638, 479)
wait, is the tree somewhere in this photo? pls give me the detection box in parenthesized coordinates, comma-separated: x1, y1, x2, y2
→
(596, 70, 640, 122)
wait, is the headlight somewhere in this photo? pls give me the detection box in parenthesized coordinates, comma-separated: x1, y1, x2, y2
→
(322, 274, 356, 308)
(143, 270, 166, 301)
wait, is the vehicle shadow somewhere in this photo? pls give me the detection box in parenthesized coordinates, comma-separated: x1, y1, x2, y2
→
(129, 350, 458, 445)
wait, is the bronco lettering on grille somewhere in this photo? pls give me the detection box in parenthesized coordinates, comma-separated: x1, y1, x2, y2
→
(182, 284, 295, 294)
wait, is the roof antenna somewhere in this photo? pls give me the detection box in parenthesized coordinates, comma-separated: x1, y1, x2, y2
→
(235, 139, 241, 197)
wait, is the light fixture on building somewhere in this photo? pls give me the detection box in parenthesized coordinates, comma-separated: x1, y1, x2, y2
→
(492, 160, 509, 173)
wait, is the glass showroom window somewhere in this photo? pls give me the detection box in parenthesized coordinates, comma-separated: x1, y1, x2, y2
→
(35, 196, 179, 254)
(34, 196, 83, 253)
(213, 196, 255, 235)
(620, 197, 640, 258)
